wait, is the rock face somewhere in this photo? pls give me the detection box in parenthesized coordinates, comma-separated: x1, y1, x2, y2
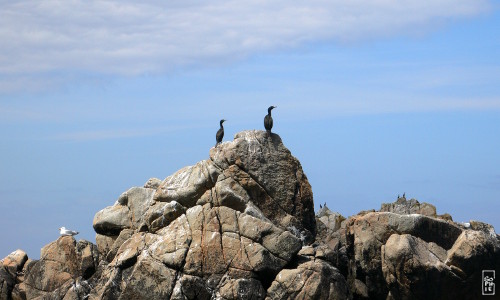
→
(2, 130, 499, 300)
(380, 196, 437, 217)
(342, 207, 500, 299)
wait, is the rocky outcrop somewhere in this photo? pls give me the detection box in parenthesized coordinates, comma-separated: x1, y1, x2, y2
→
(380, 196, 437, 217)
(23, 237, 100, 299)
(1, 238, 100, 300)
(3, 130, 499, 300)
(342, 203, 499, 299)
(81, 130, 318, 299)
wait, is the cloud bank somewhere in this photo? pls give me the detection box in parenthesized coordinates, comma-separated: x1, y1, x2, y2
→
(0, 0, 490, 82)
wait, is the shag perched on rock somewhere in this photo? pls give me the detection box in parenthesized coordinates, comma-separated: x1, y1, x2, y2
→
(264, 106, 276, 134)
(215, 119, 226, 147)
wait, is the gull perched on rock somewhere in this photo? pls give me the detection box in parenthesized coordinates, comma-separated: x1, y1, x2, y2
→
(59, 227, 79, 236)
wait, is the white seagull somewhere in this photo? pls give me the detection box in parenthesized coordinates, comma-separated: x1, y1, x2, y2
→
(59, 227, 79, 236)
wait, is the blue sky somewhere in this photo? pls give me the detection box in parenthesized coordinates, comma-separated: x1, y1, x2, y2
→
(1, 1, 499, 258)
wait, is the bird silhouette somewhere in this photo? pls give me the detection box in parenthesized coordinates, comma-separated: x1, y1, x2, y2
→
(264, 106, 276, 134)
(215, 119, 226, 147)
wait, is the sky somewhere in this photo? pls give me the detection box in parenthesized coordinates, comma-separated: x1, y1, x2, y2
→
(1, 0, 499, 259)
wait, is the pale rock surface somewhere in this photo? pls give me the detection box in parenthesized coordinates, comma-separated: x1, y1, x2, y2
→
(266, 260, 349, 300)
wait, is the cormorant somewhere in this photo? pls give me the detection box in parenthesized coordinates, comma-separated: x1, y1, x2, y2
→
(215, 119, 226, 147)
(264, 106, 276, 134)
(320, 204, 322, 209)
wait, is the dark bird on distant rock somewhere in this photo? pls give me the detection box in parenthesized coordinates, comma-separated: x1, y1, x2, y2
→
(320, 204, 322, 209)
(264, 106, 276, 134)
(215, 119, 226, 147)
(403, 192, 406, 198)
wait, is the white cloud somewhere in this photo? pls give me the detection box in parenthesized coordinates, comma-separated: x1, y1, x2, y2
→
(0, 0, 490, 83)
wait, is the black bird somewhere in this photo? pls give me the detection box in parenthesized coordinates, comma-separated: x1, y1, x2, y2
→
(215, 119, 226, 147)
(264, 106, 276, 134)
(320, 204, 322, 209)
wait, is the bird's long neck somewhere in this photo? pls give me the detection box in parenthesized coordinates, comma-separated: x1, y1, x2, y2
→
(220, 121, 224, 128)
(268, 109, 272, 116)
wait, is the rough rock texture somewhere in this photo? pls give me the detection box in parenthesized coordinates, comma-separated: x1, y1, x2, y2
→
(380, 196, 437, 217)
(209, 131, 316, 240)
(317, 206, 345, 233)
(266, 260, 349, 300)
(3, 130, 499, 300)
(339, 200, 500, 300)
(23, 237, 100, 299)
(84, 130, 318, 299)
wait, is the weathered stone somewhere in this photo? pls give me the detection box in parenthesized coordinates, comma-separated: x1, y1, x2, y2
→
(345, 212, 462, 299)
(380, 197, 437, 217)
(76, 240, 100, 279)
(145, 200, 186, 233)
(148, 215, 191, 270)
(154, 160, 220, 207)
(119, 255, 177, 300)
(125, 187, 156, 230)
(112, 233, 146, 268)
(95, 234, 117, 257)
(170, 274, 211, 300)
(381, 234, 461, 299)
(23, 236, 99, 299)
(2, 249, 27, 278)
(298, 246, 315, 257)
(437, 213, 453, 221)
(213, 171, 250, 211)
(105, 229, 134, 262)
(61, 278, 92, 300)
(469, 220, 497, 236)
(11, 281, 26, 300)
(266, 260, 349, 300)
(0, 265, 15, 300)
(210, 130, 315, 238)
(144, 177, 162, 189)
(243, 236, 287, 273)
(218, 278, 265, 300)
(317, 206, 345, 232)
(446, 229, 500, 296)
(93, 205, 131, 236)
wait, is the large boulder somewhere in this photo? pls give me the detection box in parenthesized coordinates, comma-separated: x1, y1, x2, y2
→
(0, 263, 15, 300)
(2, 251, 32, 300)
(317, 205, 345, 232)
(85, 131, 312, 299)
(93, 187, 156, 235)
(153, 160, 220, 206)
(380, 196, 437, 217)
(266, 260, 349, 300)
(210, 130, 315, 239)
(381, 234, 462, 299)
(23, 236, 100, 299)
(88, 204, 302, 299)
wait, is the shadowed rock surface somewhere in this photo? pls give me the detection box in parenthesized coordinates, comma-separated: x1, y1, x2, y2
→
(2, 130, 498, 300)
